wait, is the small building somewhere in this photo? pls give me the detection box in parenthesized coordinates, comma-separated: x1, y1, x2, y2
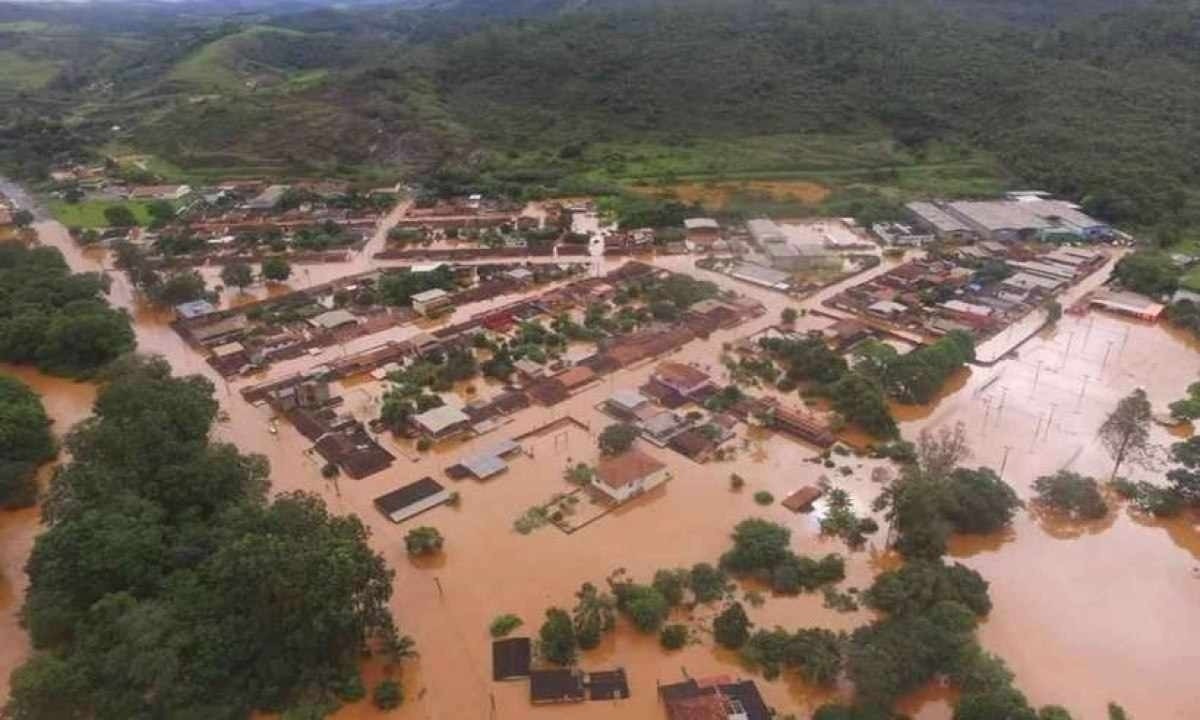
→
(412, 404, 472, 441)
(492, 638, 532, 681)
(412, 288, 453, 317)
(175, 299, 216, 320)
(129, 184, 191, 201)
(586, 669, 630, 701)
(783, 486, 824, 512)
(374, 477, 450, 523)
(555, 365, 597, 392)
(821, 319, 871, 351)
(244, 184, 288, 211)
(593, 448, 668, 504)
(506, 267, 534, 283)
(729, 262, 792, 291)
(530, 669, 585, 705)
(447, 439, 522, 481)
(684, 217, 721, 251)
(867, 300, 908, 318)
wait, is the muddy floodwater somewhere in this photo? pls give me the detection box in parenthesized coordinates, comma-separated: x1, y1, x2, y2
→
(3, 218, 1198, 720)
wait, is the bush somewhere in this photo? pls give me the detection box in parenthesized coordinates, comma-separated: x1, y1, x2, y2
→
(660, 623, 688, 650)
(335, 671, 366, 702)
(415, 438, 432, 452)
(688, 562, 727, 603)
(1032, 471, 1107, 520)
(490, 614, 523, 638)
(404, 526, 444, 555)
(753, 490, 774, 505)
(372, 679, 403, 710)
(618, 584, 669, 633)
(321, 463, 339, 479)
(730, 473, 745, 490)
(598, 422, 639, 455)
(538, 607, 577, 665)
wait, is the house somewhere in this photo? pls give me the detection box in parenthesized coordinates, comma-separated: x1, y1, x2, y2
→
(175, 299, 216, 320)
(244, 184, 288, 211)
(492, 638, 532, 681)
(308, 309, 358, 331)
(412, 404, 472, 440)
(506, 267, 535, 283)
(820, 319, 871, 351)
(747, 218, 786, 245)
(374, 477, 450, 523)
(729, 262, 792, 291)
(447, 439, 521, 480)
(868, 300, 908, 318)
(650, 362, 715, 401)
(129, 184, 191, 201)
(593, 448, 668, 503)
(530, 669, 585, 704)
(514, 358, 546, 383)
(659, 677, 772, 720)
(684, 217, 721, 251)
(606, 389, 651, 419)
(555, 365, 597, 391)
(872, 221, 933, 247)
(412, 288, 453, 317)
(640, 410, 689, 445)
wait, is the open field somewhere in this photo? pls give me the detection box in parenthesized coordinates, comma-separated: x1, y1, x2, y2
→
(47, 199, 160, 228)
(0, 50, 59, 90)
(632, 179, 832, 207)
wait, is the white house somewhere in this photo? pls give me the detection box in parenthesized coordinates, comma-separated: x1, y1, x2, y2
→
(592, 448, 668, 504)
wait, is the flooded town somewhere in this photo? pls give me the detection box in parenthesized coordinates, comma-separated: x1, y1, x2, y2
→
(0, 166, 1197, 720)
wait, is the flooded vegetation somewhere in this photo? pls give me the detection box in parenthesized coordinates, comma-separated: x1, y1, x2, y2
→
(1, 213, 1197, 720)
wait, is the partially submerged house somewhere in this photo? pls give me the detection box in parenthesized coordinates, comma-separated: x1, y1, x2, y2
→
(412, 404, 472, 441)
(530, 669, 585, 705)
(374, 477, 450, 523)
(659, 677, 772, 720)
(593, 448, 668, 504)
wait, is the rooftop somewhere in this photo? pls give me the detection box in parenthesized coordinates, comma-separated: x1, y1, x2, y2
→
(374, 477, 446, 515)
(412, 288, 450, 303)
(596, 448, 666, 490)
(413, 404, 470, 434)
(684, 217, 720, 230)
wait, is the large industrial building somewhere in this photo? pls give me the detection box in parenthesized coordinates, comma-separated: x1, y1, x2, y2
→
(907, 194, 1112, 243)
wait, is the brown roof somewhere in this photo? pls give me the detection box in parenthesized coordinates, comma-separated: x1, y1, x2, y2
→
(665, 694, 728, 720)
(782, 486, 824, 512)
(556, 365, 596, 389)
(653, 362, 711, 390)
(596, 449, 666, 490)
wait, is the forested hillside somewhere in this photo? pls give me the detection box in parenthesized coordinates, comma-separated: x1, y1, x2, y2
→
(3, 0, 1200, 224)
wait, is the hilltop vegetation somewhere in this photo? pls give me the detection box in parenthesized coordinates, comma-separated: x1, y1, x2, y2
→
(2, 0, 1200, 223)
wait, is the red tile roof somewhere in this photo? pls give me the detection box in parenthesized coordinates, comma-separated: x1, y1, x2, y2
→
(596, 449, 666, 490)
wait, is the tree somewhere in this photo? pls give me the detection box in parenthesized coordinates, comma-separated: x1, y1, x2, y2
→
(0, 375, 57, 508)
(571, 582, 615, 649)
(713, 602, 752, 648)
(372, 679, 403, 710)
(220, 262, 254, 290)
(14, 359, 404, 718)
(943, 467, 1022, 534)
(829, 373, 897, 438)
(598, 422, 639, 456)
(1108, 703, 1130, 720)
(1032, 471, 1108, 519)
(721, 519, 792, 573)
(617, 584, 669, 633)
(781, 307, 798, 325)
(1098, 389, 1156, 480)
(538, 608, 577, 665)
(12, 209, 34, 228)
(146, 201, 174, 226)
(404, 526, 444, 555)
(660, 623, 688, 649)
(262, 256, 293, 282)
(103, 205, 137, 227)
(864, 559, 991, 617)
(151, 271, 208, 306)
(652, 568, 689, 606)
(1112, 250, 1179, 296)
(688, 563, 727, 603)
(1166, 436, 1200, 505)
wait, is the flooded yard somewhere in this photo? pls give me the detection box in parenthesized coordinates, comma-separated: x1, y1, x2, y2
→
(4, 217, 1198, 720)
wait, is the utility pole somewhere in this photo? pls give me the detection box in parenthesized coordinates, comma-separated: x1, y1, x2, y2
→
(1077, 374, 1090, 409)
(1044, 403, 1057, 440)
(999, 445, 1013, 479)
(1031, 360, 1044, 395)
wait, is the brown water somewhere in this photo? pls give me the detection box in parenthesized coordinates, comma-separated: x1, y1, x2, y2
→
(12, 220, 1200, 719)
(0, 366, 96, 701)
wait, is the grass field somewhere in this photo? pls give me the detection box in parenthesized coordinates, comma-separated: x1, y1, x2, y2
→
(490, 132, 1008, 203)
(0, 50, 60, 90)
(169, 26, 307, 92)
(47, 200, 161, 229)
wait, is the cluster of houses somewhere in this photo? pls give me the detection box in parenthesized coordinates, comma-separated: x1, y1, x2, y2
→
(827, 242, 1106, 339)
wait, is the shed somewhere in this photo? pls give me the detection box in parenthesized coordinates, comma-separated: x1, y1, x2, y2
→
(175, 300, 216, 320)
(374, 477, 450, 523)
(492, 638, 532, 681)
(412, 404, 471, 440)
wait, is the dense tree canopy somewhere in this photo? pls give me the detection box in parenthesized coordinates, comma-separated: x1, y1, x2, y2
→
(0, 375, 57, 508)
(9, 355, 405, 720)
(0, 243, 134, 377)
